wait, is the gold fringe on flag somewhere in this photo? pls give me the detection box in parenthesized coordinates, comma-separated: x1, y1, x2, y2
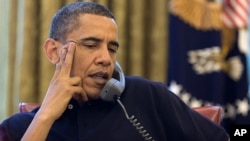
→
(169, 0, 222, 30)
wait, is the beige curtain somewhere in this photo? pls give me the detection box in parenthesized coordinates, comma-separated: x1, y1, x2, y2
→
(0, 0, 169, 120)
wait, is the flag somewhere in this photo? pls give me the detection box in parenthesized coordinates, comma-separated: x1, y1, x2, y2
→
(167, 0, 250, 132)
(222, 0, 249, 28)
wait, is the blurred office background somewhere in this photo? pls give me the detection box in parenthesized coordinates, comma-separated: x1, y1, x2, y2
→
(0, 0, 249, 132)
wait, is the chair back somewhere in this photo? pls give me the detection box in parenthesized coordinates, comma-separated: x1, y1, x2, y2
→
(19, 102, 40, 112)
(0, 125, 9, 141)
(192, 106, 223, 124)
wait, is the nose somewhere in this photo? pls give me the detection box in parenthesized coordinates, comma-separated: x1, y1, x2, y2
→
(95, 46, 112, 66)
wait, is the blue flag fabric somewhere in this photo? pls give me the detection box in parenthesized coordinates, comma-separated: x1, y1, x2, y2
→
(167, 12, 250, 132)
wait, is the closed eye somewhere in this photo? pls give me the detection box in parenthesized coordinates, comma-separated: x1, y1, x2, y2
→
(108, 46, 118, 53)
(108, 41, 119, 53)
(78, 37, 101, 49)
(84, 44, 98, 48)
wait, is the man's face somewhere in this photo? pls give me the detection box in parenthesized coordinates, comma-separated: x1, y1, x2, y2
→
(63, 14, 119, 100)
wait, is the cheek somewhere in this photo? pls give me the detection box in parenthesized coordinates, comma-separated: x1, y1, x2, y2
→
(71, 51, 89, 76)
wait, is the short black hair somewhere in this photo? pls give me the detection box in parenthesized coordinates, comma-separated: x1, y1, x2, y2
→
(49, 2, 115, 42)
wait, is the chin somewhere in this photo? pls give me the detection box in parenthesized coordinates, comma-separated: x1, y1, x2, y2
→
(88, 93, 101, 100)
(73, 93, 100, 104)
(73, 94, 85, 103)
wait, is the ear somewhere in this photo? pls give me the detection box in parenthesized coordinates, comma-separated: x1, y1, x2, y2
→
(43, 38, 60, 64)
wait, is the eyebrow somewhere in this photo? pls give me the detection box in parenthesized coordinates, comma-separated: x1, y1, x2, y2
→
(79, 37, 119, 48)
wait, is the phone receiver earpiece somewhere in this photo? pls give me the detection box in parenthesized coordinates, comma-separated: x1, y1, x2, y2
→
(100, 61, 125, 102)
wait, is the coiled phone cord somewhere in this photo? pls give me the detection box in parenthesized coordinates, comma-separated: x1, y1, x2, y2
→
(116, 99, 155, 141)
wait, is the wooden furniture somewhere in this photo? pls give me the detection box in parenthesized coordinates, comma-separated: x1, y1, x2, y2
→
(192, 106, 222, 124)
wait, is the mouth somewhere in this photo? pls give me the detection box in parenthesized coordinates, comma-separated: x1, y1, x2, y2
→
(89, 71, 109, 85)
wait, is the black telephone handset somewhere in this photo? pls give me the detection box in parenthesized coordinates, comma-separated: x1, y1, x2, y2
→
(100, 61, 125, 102)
